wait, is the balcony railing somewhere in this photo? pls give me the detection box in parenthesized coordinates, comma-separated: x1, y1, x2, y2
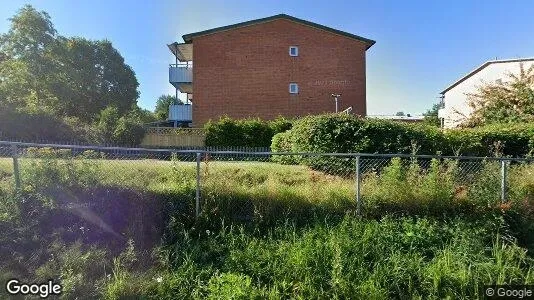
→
(169, 63, 192, 83)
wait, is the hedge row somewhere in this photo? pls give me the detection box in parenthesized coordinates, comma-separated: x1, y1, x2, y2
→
(204, 116, 292, 147)
(271, 114, 534, 158)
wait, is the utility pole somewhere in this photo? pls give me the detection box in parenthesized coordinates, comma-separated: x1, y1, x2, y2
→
(331, 93, 341, 113)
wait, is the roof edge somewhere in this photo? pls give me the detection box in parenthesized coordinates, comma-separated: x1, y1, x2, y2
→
(181, 14, 375, 49)
(440, 57, 534, 94)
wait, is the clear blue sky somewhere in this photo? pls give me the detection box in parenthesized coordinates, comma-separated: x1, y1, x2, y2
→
(2, 0, 534, 115)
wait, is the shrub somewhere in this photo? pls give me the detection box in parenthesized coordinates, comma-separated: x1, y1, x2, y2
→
(271, 131, 301, 164)
(445, 123, 534, 157)
(112, 116, 145, 146)
(271, 114, 534, 162)
(204, 116, 292, 147)
(274, 114, 444, 155)
(0, 107, 85, 143)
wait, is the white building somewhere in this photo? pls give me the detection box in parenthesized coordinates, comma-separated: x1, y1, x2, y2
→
(438, 58, 534, 128)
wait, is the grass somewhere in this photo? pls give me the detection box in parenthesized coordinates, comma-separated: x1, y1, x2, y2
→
(1, 153, 534, 299)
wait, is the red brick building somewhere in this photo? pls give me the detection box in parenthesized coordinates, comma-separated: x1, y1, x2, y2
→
(168, 14, 375, 127)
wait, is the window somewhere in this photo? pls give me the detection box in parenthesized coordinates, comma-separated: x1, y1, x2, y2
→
(289, 83, 298, 94)
(289, 46, 298, 56)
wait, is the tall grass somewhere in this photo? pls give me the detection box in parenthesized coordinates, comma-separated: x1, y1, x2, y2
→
(106, 217, 534, 299)
(1, 150, 534, 299)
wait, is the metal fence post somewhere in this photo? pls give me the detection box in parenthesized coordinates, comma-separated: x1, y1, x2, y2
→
(11, 144, 21, 190)
(195, 152, 201, 218)
(355, 155, 361, 216)
(501, 159, 507, 203)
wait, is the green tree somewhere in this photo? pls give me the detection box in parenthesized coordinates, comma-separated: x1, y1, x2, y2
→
(112, 115, 145, 146)
(55, 37, 139, 120)
(96, 106, 120, 142)
(154, 95, 183, 120)
(395, 111, 405, 116)
(0, 5, 61, 111)
(466, 63, 534, 126)
(422, 103, 441, 127)
(0, 5, 139, 121)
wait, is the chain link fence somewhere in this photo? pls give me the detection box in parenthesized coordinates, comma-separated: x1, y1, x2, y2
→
(1, 141, 533, 220)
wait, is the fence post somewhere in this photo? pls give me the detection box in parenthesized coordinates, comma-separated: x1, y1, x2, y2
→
(501, 159, 507, 203)
(195, 152, 201, 218)
(11, 144, 21, 190)
(355, 155, 361, 216)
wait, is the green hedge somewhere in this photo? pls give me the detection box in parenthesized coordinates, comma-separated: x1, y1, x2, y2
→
(204, 116, 292, 147)
(444, 124, 534, 157)
(271, 114, 534, 158)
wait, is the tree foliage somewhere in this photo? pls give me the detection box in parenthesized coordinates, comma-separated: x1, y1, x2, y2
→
(422, 103, 441, 127)
(0, 5, 61, 112)
(0, 5, 145, 145)
(466, 63, 534, 126)
(54, 37, 139, 120)
(204, 116, 292, 147)
(272, 114, 534, 160)
(154, 94, 182, 120)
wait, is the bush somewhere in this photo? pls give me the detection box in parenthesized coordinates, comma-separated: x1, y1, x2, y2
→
(112, 116, 145, 146)
(272, 114, 444, 155)
(204, 116, 292, 147)
(272, 114, 534, 158)
(0, 107, 86, 143)
(444, 123, 534, 157)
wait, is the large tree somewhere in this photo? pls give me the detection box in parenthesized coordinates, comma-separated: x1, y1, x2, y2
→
(0, 5, 60, 111)
(466, 63, 534, 126)
(55, 37, 139, 120)
(0, 5, 139, 121)
(154, 94, 183, 120)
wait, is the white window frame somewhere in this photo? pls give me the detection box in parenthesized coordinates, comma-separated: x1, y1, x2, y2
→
(289, 46, 298, 57)
(289, 83, 299, 94)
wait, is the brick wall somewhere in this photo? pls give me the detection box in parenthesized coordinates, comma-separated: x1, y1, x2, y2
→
(192, 18, 368, 126)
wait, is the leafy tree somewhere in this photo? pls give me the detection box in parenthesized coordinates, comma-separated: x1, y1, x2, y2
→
(0, 5, 139, 121)
(422, 103, 441, 127)
(466, 63, 534, 126)
(94, 105, 148, 145)
(0, 5, 61, 111)
(129, 105, 156, 124)
(154, 95, 183, 120)
(0, 5, 145, 145)
(112, 115, 145, 146)
(96, 106, 120, 142)
(55, 37, 139, 120)
(395, 111, 405, 116)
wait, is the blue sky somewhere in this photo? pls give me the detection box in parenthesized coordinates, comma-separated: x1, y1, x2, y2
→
(1, 1, 534, 115)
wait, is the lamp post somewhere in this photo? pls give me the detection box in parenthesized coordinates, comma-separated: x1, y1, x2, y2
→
(331, 93, 341, 113)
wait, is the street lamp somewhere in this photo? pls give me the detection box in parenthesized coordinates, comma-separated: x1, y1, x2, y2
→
(331, 93, 341, 113)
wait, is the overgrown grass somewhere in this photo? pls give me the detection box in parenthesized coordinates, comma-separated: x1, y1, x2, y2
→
(107, 216, 534, 299)
(1, 152, 534, 299)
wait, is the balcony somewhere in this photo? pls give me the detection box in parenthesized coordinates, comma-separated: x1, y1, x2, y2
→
(169, 63, 193, 93)
(169, 104, 192, 122)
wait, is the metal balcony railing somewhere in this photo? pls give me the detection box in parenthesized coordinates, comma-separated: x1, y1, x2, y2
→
(169, 64, 192, 83)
